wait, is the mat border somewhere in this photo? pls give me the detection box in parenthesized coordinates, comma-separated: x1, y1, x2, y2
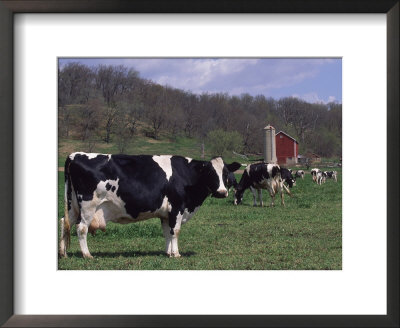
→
(1, 1, 398, 327)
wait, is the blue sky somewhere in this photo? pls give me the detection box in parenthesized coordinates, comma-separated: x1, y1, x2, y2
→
(59, 58, 342, 104)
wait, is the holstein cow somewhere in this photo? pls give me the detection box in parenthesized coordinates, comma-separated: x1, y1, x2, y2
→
(316, 171, 326, 185)
(281, 167, 296, 189)
(59, 152, 241, 259)
(311, 168, 320, 182)
(234, 162, 293, 207)
(295, 170, 305, 179)
(324, 171, 338, 182)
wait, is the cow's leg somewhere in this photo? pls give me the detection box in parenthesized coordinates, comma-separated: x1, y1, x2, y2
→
(267, 181, 277, 207)
(250, 186, 257, 206)
(268, 189, 275, 207)
(77, 204, 96, 259)
(168, 209, 184, 258)
(258, 189, 263, 207)
(161, 219, 172, 256)
(277, 181, 285, 206)
(59, 217, 68, 257)
(270, 195, 275, 207)
(282, 183, 292, 196)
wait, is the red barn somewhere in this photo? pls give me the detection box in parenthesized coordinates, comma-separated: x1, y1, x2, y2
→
(275, 131, 299, 165)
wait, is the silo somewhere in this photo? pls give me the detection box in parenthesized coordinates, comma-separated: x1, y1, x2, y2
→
(263, 125, 277, 163)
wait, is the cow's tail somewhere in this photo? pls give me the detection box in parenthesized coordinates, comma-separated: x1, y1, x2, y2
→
(59, 157, 72, 256)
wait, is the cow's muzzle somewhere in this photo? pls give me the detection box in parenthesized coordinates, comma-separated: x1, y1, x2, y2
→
(212, 189, 228, 198)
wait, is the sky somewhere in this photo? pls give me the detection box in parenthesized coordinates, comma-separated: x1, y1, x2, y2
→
(59, 58, 342, 104)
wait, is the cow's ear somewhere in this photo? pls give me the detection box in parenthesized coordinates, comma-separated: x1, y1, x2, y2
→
(226, 162, 241, 172)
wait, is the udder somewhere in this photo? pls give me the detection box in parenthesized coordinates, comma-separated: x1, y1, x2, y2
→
(88, 210, 107, 236)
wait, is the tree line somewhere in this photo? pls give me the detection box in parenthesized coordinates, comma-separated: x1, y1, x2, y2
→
(58, 62, 342, 157)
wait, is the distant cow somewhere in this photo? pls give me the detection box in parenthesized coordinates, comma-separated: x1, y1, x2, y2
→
(316, 171, 326, 185)
(324, 171, 338, 182)
(234, 162, 292, 207)
(295, 170, 305, 179)
(311, 168, 320, 182)
(59, 152, 241, 259)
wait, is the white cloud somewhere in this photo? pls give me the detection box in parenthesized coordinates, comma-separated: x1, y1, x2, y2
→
(327, 96, 337, 103)
(291, 92, 338, 104)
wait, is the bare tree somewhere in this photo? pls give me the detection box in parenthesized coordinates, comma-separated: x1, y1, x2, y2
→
(143, 83, 169, 139)
(58, 63, 94, 137)
(277, 97, 322, 144)
(114, 114, 132, 153)
(79, 98, 102, 141)
(95, 65, 139, 143)
(182, 93, 199, 138)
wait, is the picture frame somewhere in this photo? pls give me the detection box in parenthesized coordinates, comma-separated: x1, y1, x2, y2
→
(0, 0, 398, 326)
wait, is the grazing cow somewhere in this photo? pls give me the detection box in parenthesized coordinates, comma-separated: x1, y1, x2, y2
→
(234, 162, 290, 207)
(295, 170, 305, 179)
(59, 152, 241, 259)
(316, 171, 326, 185)
(324, 171, 338, 182)
(281, 167, 296, 189)
(311, 168, 320, 182)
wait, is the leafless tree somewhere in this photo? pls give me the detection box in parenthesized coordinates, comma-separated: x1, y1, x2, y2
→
(95, 65, 139, 143)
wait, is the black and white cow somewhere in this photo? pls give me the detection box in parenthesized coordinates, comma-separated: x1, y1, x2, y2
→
(59, 152, 241, 259)
(311, 168, 320, 182)
(324, 171, 338, 182)
(234, 162, 292, 207)
(295, 170, 305, 179)
(281, 167, 296, 189)
(316, 171, 326, 185)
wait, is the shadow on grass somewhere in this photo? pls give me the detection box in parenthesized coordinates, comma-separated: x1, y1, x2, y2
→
(237, 203, 277, 208)
(67, 250, 197, 258)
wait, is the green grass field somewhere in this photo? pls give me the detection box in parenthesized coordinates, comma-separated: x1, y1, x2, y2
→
(58, 138, 342, 270)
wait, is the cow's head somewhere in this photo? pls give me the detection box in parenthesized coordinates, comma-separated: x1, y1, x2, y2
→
(233, 187, 245, 205)
(287, 176, 296, 188)
(204, 157, 241, 198)
(281, 168, 296, 188)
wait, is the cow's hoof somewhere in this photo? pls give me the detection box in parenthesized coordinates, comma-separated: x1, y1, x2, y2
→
(83, 253, 93, 259)
(170, 253, 181, 258)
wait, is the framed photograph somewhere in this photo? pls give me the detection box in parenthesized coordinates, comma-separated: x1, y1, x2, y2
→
(1, 1, 398, 327)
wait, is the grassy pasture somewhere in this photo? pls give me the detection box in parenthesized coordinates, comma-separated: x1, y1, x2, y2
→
(58, 166, 342, 270)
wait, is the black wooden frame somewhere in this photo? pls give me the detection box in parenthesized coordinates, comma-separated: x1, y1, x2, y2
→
(0, 1, 398, 327)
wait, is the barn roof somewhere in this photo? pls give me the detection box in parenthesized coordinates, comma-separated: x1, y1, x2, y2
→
(275, 131, 299, 144)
